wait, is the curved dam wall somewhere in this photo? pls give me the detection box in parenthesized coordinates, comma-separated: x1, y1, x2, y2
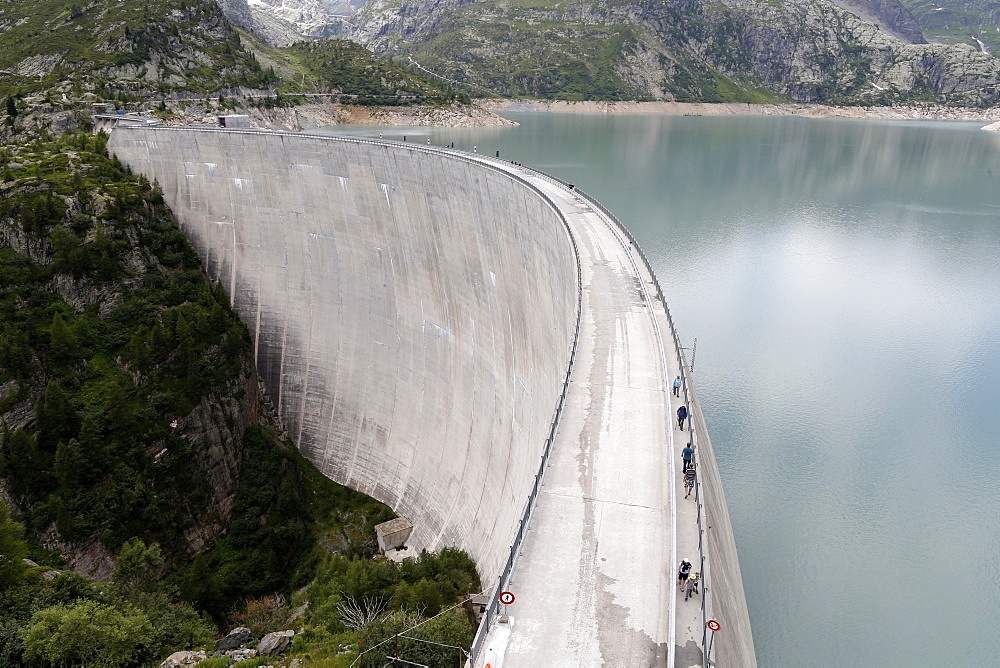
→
(109, 128, 578, 584)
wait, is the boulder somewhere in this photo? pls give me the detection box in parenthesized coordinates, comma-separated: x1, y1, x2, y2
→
(161, 650, 206, 667)
(258, 629, 295, 656)
(214, 626, 251, 654)
(227, 648, 257, 661)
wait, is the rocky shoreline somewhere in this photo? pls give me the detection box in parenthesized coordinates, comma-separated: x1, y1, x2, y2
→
(157, 99, 516, 130)
(482, 99, 1000, 124)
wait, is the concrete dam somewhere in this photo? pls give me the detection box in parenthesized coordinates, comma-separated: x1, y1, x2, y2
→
(109, 127, 755, 666)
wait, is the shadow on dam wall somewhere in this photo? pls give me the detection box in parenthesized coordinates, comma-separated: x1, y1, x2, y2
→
(108, 128, 578, 585)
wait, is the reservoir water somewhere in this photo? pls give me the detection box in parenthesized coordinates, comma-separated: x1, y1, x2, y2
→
(328, 115, 1000, 666)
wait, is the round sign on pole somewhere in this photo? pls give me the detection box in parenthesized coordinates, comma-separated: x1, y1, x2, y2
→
(707, 619, 721, 632)
(499, 591, 516, 605)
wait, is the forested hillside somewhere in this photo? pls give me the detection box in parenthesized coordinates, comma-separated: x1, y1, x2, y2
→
(0, 132, 481, 666)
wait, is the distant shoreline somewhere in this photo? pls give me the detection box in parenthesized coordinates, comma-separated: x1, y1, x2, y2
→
(481, 99, 1000, 124)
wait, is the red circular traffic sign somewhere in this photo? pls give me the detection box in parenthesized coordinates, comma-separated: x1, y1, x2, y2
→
(707, 619, 721, 632)
(499, 591, 516, 605)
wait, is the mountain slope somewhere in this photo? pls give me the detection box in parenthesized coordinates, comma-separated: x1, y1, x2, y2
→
(0, 0, 274, 98)
(235, 0, 1000, 104)
(354, 0, 1000, 104)
(900, 0, 1000, 55)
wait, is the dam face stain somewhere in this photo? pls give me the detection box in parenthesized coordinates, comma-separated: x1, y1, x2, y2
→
(596, 570, 670, 666)
(676, 639, 705, 667)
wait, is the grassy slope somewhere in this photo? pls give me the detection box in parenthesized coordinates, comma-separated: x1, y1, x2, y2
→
(396, 0, 787, 102)
(901, 0, 1000, 54)
(274, 39, 467, 103)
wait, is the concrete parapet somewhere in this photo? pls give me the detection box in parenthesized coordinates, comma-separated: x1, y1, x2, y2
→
(108, 128, 578, 586)
(686, 368, 757, 665)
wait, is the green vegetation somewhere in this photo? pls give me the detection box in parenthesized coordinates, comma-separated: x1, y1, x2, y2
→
(293, 548, 480, 667)
(709, 72, 787, 104)
(23, 599, 157, 666)
(275, 41, 469, 105)
(0, 0, 273, 99)
(408, 10, 650, 100)
(0, 132, 255, 557)
(0, 132, 483, 665)
(902, 0, 1000, 54)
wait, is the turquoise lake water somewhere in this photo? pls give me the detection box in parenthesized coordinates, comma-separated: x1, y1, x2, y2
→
(326, 114, 1000, 666)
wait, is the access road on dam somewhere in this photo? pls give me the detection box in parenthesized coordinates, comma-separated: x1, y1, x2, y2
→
(473, 166, 754, 668)
(478, 170, 678, 666)
(108, 128, 755, 667)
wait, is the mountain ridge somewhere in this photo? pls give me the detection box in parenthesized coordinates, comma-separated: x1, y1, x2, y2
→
(229, 0, 1000, 105)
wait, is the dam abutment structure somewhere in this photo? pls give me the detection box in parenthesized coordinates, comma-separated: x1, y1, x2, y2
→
(108, 127, 755, 666)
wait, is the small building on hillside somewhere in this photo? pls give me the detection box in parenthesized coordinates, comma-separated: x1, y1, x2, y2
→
(218, 115, 252, 129)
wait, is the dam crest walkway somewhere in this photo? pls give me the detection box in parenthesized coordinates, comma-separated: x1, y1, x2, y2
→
(469, 159, 702, 667)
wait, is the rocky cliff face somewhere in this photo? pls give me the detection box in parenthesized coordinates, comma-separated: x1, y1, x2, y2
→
(229, 0, 1000, 104)
(218, 0, 365, 44)
(0, 0, 273, 98)
(828, 0, 926, 43)
(218, 0, 317, 46)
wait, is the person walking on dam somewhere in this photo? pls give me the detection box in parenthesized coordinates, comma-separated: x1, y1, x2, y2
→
(682, 443, 694, 471)
(684, 465, 696, 499)
(673, 375, 681, 397)
(685, 572, 700, 601)
(677, 405, 688, 430)
(677, 559, 692, 589)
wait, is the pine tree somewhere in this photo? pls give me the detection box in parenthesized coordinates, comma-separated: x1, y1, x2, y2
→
(49, 313, 80, 366)
(0, 501, 28, 590)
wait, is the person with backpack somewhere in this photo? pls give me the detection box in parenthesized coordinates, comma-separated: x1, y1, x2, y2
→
(677, 404, 688, 430)
(677, 559, 692, 589)
(673, 375, 681, 397)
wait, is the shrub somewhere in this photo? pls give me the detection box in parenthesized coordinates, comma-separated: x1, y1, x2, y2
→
(22, 599, 155, 666)
(0, 502, 28, 590)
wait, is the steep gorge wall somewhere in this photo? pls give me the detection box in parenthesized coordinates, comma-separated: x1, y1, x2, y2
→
(109, 128, 578, 583)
